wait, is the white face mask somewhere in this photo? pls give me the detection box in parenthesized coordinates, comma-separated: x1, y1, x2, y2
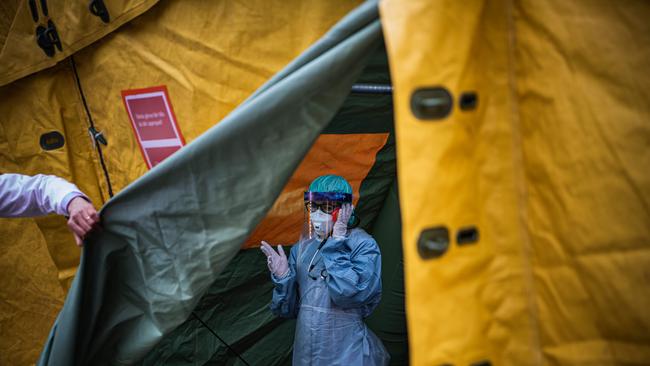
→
(310, 210, 333, 239)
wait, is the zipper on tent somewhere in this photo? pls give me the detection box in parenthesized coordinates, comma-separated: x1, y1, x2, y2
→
(70, 56, 115, 198)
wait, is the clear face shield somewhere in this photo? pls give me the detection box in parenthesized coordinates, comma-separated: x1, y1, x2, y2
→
(302, 191, 353, 242)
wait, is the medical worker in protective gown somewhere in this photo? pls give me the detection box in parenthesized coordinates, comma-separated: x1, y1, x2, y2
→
(260, 175, 389, 365)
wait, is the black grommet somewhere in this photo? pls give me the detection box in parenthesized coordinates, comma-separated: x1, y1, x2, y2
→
(417, 226, 449, 259)
(470, 361, 491, 366)
(456, 226, 479, 245)
(411, 87, 453, 120)
(35, 25, 55, 57)
(40, 131, 65, 150)
(36, 19, 62, 57)
(45, 20, 62, 51)
(89, 0, 110, 23)
(459, 92, 478, 111)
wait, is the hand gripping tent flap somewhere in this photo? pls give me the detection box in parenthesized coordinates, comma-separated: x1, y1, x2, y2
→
(0, 1, 649, 365)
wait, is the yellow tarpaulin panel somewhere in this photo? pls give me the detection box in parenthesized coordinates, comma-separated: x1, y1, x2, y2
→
(0, 1, 362, 364)
(382, 0, 650, 365)
(382, 1, 534, 364)
(515, 1, 650, 364)
(0, 62, 108, 288)
(0, 62, 106, 365)
(0, 219, 64, 365)
(0, 1, 21, 50)
(0, 0, 160, 87)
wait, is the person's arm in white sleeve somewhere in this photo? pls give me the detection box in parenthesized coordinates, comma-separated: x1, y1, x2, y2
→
(0, 173, 99, 246)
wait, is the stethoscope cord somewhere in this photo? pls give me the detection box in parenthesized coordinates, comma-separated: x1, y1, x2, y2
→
(307, 238, 328, 275)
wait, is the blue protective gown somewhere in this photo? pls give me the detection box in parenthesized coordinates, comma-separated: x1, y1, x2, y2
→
(270, 228, 390, 365)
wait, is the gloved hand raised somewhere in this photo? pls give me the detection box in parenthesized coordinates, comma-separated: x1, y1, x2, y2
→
(332, 203, 353, 239)
(260, 241, 289, 278)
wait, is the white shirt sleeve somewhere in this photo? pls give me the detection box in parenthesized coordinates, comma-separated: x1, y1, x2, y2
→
(0, 173, 87, 218)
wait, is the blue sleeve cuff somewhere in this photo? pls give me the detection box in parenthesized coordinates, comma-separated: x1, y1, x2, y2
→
(322, 236, 346, 253)
(271, 270, 291, 285)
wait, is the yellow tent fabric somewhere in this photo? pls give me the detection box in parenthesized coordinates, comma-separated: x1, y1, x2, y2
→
(0, 62, 107, 365)
(0, 0, 160, 87)
(382, 0, 650, 365)
(0, 1, 361, 364)
(0, 1, 21, 51)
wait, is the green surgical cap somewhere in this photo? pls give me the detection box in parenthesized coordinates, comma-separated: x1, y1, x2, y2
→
(309, 174, 353, 195)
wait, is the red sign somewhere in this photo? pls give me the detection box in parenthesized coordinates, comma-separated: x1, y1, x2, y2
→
(122, 86, 185, 168)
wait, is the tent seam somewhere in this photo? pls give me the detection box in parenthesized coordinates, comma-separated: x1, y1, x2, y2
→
(506, 0, 543, 365)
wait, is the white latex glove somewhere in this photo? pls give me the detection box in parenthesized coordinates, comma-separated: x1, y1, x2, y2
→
(332, 203, 353, 239)
(260, 241, 289, 278)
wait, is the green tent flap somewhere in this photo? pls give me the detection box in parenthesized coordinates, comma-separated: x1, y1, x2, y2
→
(37, 2, 382, 364)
